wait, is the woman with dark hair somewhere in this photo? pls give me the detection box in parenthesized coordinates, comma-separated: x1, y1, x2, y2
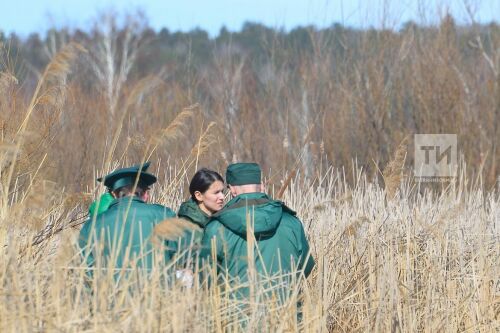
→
(178, 168, 225, 228)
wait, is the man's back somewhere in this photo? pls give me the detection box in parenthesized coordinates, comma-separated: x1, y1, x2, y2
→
(79, 196, 176, 271)
(201, 192, 314, 282)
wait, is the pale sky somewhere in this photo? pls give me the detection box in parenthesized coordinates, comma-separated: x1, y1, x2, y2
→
(1, 0, 499, 38)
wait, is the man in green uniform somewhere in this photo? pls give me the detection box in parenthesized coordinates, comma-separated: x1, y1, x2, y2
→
(200, 162, 315, 298)
(88, 162, 152, 217)
(79, 163, 178, 275)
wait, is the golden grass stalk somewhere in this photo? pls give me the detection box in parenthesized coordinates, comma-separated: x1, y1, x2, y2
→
(146, 103, 198, 160)
(153, 120, 218, 197)
(17, 42, 86, 135)
(191, 121, 217, 171)
(382, 136, 408, 200)
(272, 124, 316, 199)
(0, 72, 18, 93)
(103, 75, 166, 171)
(152, 217, 201, 243)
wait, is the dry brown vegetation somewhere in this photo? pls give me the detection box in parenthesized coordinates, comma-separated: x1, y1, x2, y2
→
(1, 13, 500, 190)
(0, 10, 499, 332)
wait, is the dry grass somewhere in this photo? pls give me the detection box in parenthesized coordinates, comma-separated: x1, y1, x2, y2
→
(382, 136, 408, 200)
(153, 217, 201, 242)
(0, 162, 498, 332)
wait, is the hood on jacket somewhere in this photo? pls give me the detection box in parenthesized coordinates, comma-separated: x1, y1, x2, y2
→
(212, 193, 284, 238)
(178, 198, 211, 228)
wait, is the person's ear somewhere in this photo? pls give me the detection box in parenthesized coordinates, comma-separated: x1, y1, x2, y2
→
(141, 190, 150, 202)
(194, 191, 203, 202)
(111, 191, 118, 199)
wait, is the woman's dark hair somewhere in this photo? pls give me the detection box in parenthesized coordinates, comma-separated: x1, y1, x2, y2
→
(189, 168, 224, 202)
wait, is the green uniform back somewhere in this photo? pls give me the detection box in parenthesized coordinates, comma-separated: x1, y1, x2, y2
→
(200, 192, 315, 297)
(79, 196, 177, 274)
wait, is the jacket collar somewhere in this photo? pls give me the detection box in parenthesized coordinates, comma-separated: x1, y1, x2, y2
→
(108, 196, 145, 208)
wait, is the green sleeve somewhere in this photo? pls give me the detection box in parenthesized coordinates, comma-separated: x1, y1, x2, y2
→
(200, 220, 224, 264)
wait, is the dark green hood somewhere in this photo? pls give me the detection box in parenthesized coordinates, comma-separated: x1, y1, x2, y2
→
(212, 192, 286, 238)
(178, 198, 211, 228)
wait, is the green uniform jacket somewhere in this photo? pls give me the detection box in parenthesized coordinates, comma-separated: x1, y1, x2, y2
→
(200, 192, 315, 283)
(178, 198, 211, 228)
(177, 198, 210, 269)
(79, 196, 176, 273)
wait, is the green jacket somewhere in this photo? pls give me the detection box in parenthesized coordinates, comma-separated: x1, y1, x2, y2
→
(200, 193, 315, 283)
(79, 196, 177, 273)
(178, 198, 211, 228)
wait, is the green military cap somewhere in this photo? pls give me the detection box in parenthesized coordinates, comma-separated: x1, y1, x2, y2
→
(98, 162, 157, 191)
(226, 162, 261, 185)
(96, 161, 151, 183)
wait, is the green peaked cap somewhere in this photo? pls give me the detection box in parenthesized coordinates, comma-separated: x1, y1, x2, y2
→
(226, 162, 261, 185)
(97, 161, 156, 191)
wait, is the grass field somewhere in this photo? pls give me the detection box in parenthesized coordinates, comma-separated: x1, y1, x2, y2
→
(0, 164, 498, 331)
(0, 12, 499, 332)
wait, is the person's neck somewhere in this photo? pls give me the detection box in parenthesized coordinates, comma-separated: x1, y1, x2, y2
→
(198, 203, 212, 216)
(236, 191, 263, 196)
(117, 194, 145, 201)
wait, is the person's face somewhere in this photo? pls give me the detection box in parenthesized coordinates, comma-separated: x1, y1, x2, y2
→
(195, 180, 225, 215)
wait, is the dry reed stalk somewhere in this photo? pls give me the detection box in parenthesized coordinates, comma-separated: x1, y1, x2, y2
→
(191, 121, 217, 171)
(382, 136, 408, 200)
(102, 78, 167, 172)
(94, 89, 196, 226)
(17, 42, 86, 135)
(146, 103, 198, 160)
(276, 169, 296, 200)
(0, 72, 18, 93)
(152, 217, 200, 244)
(155, 119, 217, 196)
(272, 124, 316, 199)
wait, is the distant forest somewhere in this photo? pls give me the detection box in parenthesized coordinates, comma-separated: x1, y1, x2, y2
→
(3, 18, 499, 82)
(1, 15, 499, 190)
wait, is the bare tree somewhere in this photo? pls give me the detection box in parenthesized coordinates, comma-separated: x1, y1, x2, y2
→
(463, 0, 500, 183)
(43, 29, 69, 61)
(205, 44, 246, 161)
(85, 10, 148, 118)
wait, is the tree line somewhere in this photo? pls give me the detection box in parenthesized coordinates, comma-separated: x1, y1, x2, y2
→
(0, 14, 498, 192)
